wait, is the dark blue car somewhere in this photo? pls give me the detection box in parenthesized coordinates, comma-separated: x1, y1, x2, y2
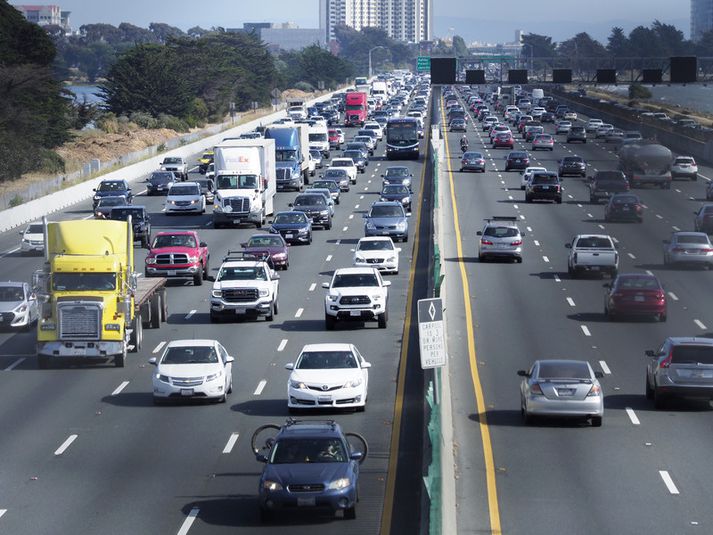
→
(254, 420, 366, 521)
(268, 211, 312, 245)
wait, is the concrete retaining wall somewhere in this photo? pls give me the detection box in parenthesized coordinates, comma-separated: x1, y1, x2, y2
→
(0, 90, 341, 233)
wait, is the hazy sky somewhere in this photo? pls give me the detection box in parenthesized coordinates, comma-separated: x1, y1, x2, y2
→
(21, 0, 686, 42)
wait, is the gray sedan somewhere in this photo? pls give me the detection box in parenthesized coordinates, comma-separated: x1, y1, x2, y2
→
(518, 359, 604, 426)
(363, 201, 409, 242)
(663, 232, 713, 268)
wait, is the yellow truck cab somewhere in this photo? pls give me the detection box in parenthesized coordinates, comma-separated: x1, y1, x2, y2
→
(33, 218, 167, 368)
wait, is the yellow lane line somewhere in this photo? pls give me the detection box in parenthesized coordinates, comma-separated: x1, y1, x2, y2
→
(380, 138, 429, 535)
(440, 98, 502, 533)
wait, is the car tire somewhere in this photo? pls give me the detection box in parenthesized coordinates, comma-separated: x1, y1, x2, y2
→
(193, 272, 203, 286)
(265, 305, 274, 322)
(521, 405, 534, 425)
(273, 300, 279, 316)
(378, 311, 387, 329)
(645, 377, 654, 400)
(344, 506, 356, 520)
(325, 314, 336, 330)
(556, 197, 562, 204)
(658, 313, 667, 322)
(525, 195, 532, 203)
(114, 349, 126, 368)
(209, 311, 220, 323)
(591, 416, 602, 427)
(202, 258, 210, 280)
(260, 509, 272, 523)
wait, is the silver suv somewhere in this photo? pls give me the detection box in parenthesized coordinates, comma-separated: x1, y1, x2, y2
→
(646, 337, 713, 408)
(477, 217, 524, 263)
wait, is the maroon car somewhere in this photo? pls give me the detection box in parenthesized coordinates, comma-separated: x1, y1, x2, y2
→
(241, 234, 290, 270)
(604, 273, 667, 322)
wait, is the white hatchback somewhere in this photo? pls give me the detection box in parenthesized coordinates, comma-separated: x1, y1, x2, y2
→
(352, 237, 401, 274)
(19, 222, 45, 255)
(166, 182, 206, 215)
(286, 343, 371, 411)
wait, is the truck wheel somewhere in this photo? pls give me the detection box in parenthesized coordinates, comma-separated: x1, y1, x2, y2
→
(210, 311, 221, 323)
(150, 294, 161, 329)
(378, 310, 388, 329)
(344, 505, 356, 520)
(273, 299, 279, 316)
(115, 349, 126, 368)
(303, 170, 310, 185)
(193, 271, 203, 286)
(202, 258, 210, 280)
(265, 306, 274, 322)
(160, 288, 168, 322)
(38, 355, 50, 369)
(129, 314, 142, 352)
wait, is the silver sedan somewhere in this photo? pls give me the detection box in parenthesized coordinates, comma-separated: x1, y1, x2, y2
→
(663, 232, 713, 268)
(518, 359, 604, 426)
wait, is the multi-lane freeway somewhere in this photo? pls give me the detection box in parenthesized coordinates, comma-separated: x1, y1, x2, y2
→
(0, 108, 432, 534)
(439, 86, 713, 534)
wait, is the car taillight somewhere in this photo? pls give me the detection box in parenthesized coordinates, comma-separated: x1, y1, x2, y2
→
(510, 240, 522, 246)
(660, 350, 673, 369)
(656, 292, 665, 301)
(702, 248, 713, 253)
(587, 384, 601, 397)
(477, 159, 484, 164)
(481, 239, 493, 245)
(530, 383, 544, 395)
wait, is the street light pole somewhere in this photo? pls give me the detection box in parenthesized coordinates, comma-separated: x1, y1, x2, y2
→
(369, 46, 387, 79)
(521, 43, 534, 72)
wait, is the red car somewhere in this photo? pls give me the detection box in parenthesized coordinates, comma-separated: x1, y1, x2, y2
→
(328, 129, 341, 149)
(604, 273, 667, 322)
(242, 233, 290, 270)
(492, 132, 514, 149)
(145, 231, 210, 285)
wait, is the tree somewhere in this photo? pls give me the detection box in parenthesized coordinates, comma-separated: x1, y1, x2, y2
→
(606, 27, 629, 57)
(522, 33, 558, 59)
(651, 20, 687, 56)
(627, 26, 663, 58)
(187, 26, 209, 39)
(148, 22, 185, 43)
(695, 29, 713, 56)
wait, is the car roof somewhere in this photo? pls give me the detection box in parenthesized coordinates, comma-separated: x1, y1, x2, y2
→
(277, 420, 344, 439)
(673, 231, 709, 237)
(165, 339, 218, 348)
(575, 233, 611, 239)
(301, 343, 354, 352)
(359, 236, 394, 242)
(333, 267, 379, 275)
(665, 337, 713, 346)
(0, 281, 25, 288)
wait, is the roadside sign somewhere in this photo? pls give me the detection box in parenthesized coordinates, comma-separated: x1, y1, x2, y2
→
(418, 298, 446, 369)
(417, 56, 431, 73)
(270, 88, 281, 99)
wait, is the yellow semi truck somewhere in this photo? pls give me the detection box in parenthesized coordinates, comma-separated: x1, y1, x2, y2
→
(33, 217, 167, 368)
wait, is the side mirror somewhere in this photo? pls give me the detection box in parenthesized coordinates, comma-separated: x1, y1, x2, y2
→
(476, 231, 482, 236)
(645, 350, 656, 357)
(321, 282, 330, 288)
(273, 273, 280, 280)
(240, 242, 247, 248)
(362, 362, 372, 369)
(256, 453, 268, 463)
(395, 248, 402, 253)
(149, 357, 157, 366)
(565, 243, 572, 248)
(199, 242, 207, 247)
(517, 370, 529, 377)
(350, 452, 364, 461)
(594, 371, 604, 379)
(383, 281, 392, 287)
(285, 363, 294, 370)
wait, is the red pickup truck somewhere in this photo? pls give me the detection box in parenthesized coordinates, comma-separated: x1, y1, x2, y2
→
(144, 231, 210, 286)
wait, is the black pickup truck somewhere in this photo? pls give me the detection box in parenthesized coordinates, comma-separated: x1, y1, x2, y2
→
(588, 171, 630, 204)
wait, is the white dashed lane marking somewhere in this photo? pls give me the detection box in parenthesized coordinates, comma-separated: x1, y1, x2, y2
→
(277, 339, 288, 352)
(581, 325, 592, 337)
(177, 507, 200, 535)
(566, 297, 575, 307)
(253, 380, 267, 396)
(625, 408, 641, 426)
(599, 360, 611, 375)
(54, 434, 78, 456)
(295, 308, 304, 318)
(659, 471, 680, 495)
(111, 381, 130, 396)
(222, 433, 240, 454)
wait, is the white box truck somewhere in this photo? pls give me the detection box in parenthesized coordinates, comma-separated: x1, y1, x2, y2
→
(371, 81, 388, 104)
(308, 124, 330, 158)
(212, 138, 276, 229)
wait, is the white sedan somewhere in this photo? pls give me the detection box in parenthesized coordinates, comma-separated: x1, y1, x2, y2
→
(286, 343, 371, 411)
(352, 237, 400, 274)
(520, 166, 547, 190)
(150, 339, 234, 403)
(165, 182, 206, 215)
(328, 158, 358, 185)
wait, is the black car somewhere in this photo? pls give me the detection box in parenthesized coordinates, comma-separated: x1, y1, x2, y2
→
(541, 111, 556, 123)
(289, 193, 332, 230)
(505, 151, 530, 172)
(381, 166, 414, 189)
(380, 184, 412, 212)
(344, 142, 370, 159)
(342, 149, 368, 174)
(588, 170, 630, 203)
(558, 156, 587, 177)
(525, 172, 563, 204)
(94, 195, 129, 219)
(109, 206, 151, 248)
(146, 171, 177, 195)
(604, 193, 643, 222)
(93, 179, 133, 209)
(268, 210, 312, 244)
(194, 177, 215, 203)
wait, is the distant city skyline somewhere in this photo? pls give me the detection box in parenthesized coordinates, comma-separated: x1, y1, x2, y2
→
(11, 0, 687, 43)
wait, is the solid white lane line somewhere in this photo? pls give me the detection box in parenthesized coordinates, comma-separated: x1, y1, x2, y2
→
(0, 247, 20, 258)
(694, 319, 707, 330)
(533, 240, 540, 246)
(111, 381, 130, 396)
(277, 339, 288, 352)
(659, 471, 680, 495)
(627, 252, 636, 259)
(554, 274, 561, 283)
(54, 434, 78, 456)
(222, 433, 240, 454)
(542, 256, 550, 263)
(295, 308, 304, 318)
(309, 283, 316, 292)
(185, 310, 196, 320)
(152, 341, 166, 354)
(566, 297, 576, 307)
(177, 507, 200, 535)
(342, 226, 348, 232)
(254, 380, 267, 396)
(325, 255, 332, 262)
(599, 360, 611, 375)
(667, 291, 678, 301)
(4, 358, 25, 371)
(625, 408, 641, 426)
(672, 225, 681, 231)
(581, 325, 592, 337)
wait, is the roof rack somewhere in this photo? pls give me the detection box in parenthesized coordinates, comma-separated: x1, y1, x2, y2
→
(485, 216, 518, 222)
(285, 418, 337, 430)
(222, 250, 275, 269)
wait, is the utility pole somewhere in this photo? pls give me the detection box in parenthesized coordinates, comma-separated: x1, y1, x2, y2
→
(368, 46, 388, 79)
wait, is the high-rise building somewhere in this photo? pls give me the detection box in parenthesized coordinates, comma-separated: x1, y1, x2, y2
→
(691, 0, 713, 41)
(323, 0, 432, 44)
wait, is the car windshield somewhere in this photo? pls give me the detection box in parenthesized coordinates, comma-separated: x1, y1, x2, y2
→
(509, 153, 527, 159)
(218, 266, 266, 281)
(563, 158, 583, 164)
(332, 273, 379, 287)
(248, 236, 283, 247)
(110, 208, 145, 220)
(343, 151, 361, 160)
(274, 213, 307, 224)
(484, 226, 518, 238)
(463, 152, 483, 159)
(275, 149, 298, 162)
(383, 185, 408, 195)
(615, 277, 659, 290)
(385, 168, 409, 178)
(150, 173, 173, 183)
(0, 287, 24, 301)
(27, 224, 44, 233)
(576, 237, 612, 248)
(612, 195, 639, 204)
(310, 150, 321, 159)
(169, 186, 199, 196)
(270, 438, 347, 464)
(297, 350, 358, 369)
(215, 175, 257, 190)
(532, 174, 558, 184)
(161, 346, 218, 364)
(313, 181, 338, 191)
(538, 361, 591, 380)
(53, 273, 116, 291)
(676, 157, 695, 164)
(325, 170, 347, 178)
(332, 160, 353, 168)
(294, 195, 325, 207)
(98, 181, 126, 192)
(152, 234, 196, 248)
(671, 346, 713, 365)
(677, 235, 710, 245)
(359, 240, 393, 251)
(370, 205, 404, 218)
(163, 157, 182, 164)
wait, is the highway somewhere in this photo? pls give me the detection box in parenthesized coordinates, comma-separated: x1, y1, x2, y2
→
(0, 111, 431, 533)
(439, 87, 713, 534)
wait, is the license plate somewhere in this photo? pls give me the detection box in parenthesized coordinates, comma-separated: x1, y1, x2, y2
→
(634, 295, 645, 302)
(234, 308, 246, 314)
(166, 270, 177, 276)
(349, 310, 361, 317)
(558, 388, 575, 396)
(622, 207, 630, 211)
(297, 497, 316, 507)
(180, 389, 194, 396)
(541, 186, 549, 190)
(286, 233, 295, 239)
(318, 395, 332, 402)
(591, 266, 600, 271)
(694, 371, 713, 378)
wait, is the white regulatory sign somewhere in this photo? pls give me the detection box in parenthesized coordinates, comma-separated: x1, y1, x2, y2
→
(417, 298, 446, 369)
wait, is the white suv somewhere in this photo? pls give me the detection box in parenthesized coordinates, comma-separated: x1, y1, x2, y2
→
(363, 121, 384, 140)
(322, 267, 391, 330)
(166, 182, 206, 215)
(586, 118, 603, 132)
(352, 237, 401, 274)
(328, 158, 358, 185)
(671, 156, 698, 181)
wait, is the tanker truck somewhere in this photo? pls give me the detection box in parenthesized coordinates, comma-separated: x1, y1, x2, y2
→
(618, 141, 673, 189)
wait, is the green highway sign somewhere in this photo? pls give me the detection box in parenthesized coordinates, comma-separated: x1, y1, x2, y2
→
(417, 56, 431, 72)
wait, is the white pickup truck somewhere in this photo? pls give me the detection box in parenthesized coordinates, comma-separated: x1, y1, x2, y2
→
(565, 234, 619, 278)
(160, 156, 188, 180)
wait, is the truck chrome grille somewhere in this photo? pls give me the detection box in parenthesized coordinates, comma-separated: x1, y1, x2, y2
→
(222, 288, 259, 302)
(339, 295, 370, 305)
(171, 377, 203, 387)
(227, 197, 249, 213)
(58, 303, 101, 340)
(276, 168, 290, 181)
(155, 253, 188, 265)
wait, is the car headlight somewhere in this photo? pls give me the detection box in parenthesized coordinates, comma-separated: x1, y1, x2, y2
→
(387, 256, 396, 262)
(290, 380, 307, 389)
(396, 222, 407, 231)
(298, 228, 308, 234)
(327, 478, 351, 490)
(263, 480, 283, 491)
(355, 255, 365, 262)
(167, 200, 176, 204)
(273, 253, 287, 260)
(320, 209, 329, 216)
(146, 257, 157, 265)
(403, 178, 411, 186)
(258, 288, 270, 297)
(187, 255, 199, 263)
(105, 323, 121, 331)
(327, 294, 339, 302)
(155, 374, 170, 383)
(206, 371, 222, 382)
(291, 169, 300, 178)
(366, 221, 376, 230)
(22, 238, 30, 243)
(93, 195, 100, 200)
(344, 377, 362, 388)
(402, 197, 410, 204)
(212, 289, 222, 298)
(14, 304, 27, 313)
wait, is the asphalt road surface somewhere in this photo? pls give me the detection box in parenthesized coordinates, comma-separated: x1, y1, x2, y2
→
(440, 87, 713, 534)
(0, 113, 430, 534)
